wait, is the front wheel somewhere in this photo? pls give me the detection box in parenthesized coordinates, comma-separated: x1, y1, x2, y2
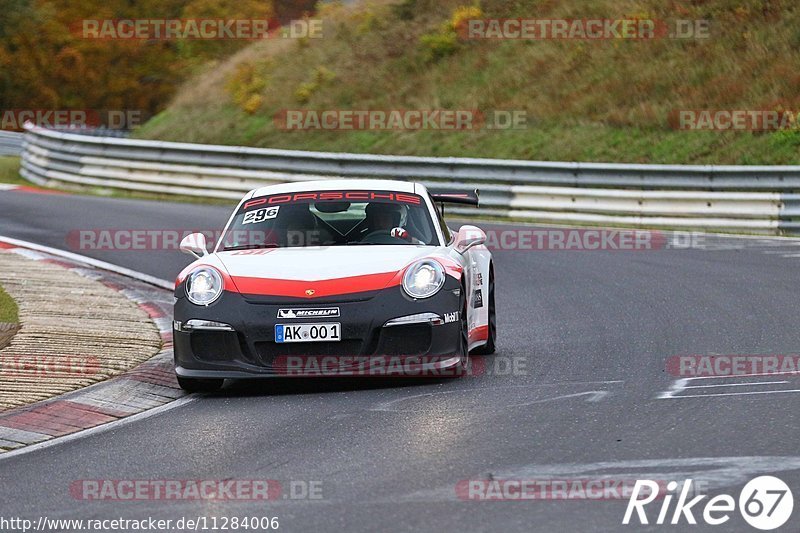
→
(452, 282, 469, 376)
(471, 267, 496, 355)
(177, 376, 224, 393)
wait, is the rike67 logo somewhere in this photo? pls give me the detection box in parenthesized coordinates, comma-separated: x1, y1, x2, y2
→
(623, 476, 793, 530)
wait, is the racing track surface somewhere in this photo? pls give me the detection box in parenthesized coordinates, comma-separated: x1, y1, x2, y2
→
(1, 189, 799, 532)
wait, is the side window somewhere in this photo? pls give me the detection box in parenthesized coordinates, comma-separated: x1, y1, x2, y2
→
(431, 198, 452, 243)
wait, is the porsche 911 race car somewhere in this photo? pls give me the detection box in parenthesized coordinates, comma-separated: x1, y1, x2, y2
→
(172, 179, 495, 392)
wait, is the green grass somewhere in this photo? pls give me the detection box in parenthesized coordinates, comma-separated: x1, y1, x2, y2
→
(133, 0, 800, 165)
(0, 157, 31, 187)
(0, 284, 18, 324)
(68, 186, 237, 207)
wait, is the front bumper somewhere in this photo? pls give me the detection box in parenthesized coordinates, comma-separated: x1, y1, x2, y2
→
(174, 281, 463, 378)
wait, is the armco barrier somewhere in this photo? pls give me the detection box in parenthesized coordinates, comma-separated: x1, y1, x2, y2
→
(0, 131, 23, 156)
(19, 123, 800, 234)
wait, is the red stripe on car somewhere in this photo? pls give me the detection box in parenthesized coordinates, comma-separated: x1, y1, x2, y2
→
(231, 271, 400, 298)
(469, 325, 488, 343)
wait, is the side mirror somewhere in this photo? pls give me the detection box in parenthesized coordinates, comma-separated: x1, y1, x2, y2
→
(180, 233, 209, 259)
(455, 225, 486, 254)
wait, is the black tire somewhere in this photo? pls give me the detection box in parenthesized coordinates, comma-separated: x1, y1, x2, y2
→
(471, 266, 496, 355)
(177, 376, 224, 393)
(453, 281, 470, 376)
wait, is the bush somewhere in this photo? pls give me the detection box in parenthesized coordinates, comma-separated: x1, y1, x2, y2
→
(226, 62, 269, 114)
(293, 66, 336, 104)
(419, 5, 482, 62)
(419, 32, 460, 61)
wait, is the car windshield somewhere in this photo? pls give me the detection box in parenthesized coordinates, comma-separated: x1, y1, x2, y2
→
(219, 190, 439, 249)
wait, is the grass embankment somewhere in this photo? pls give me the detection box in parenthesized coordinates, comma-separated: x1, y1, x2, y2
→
(0, 283, 18, 349)
(0, 157, 30, 187)
(135, 0, 800, 164)
(0, 284, 18, 324)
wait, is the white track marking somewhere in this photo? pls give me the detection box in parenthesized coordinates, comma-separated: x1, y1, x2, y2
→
(370, 382, 620, 412)
(683, 381, 788, 389)
(658, 378, 688, 398)
(667, 389, 800, 399)
(0, 396, 196, 462)
(699, 371, 800, 379)
(659, 372, 800, 399)
(0, 235, 172, 289)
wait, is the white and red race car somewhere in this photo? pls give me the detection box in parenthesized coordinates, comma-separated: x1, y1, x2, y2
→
(172, 179, 495, 392)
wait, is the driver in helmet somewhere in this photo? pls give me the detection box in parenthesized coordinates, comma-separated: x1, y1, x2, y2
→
(360, 202, 418, 242)
(364, 202, 402, 234)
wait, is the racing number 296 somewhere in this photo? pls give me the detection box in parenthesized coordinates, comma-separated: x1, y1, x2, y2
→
(243, 207, 280, 225)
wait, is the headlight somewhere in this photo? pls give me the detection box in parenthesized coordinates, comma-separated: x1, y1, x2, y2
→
(402, 259, 445, 299)
(185, 267, 223, 305)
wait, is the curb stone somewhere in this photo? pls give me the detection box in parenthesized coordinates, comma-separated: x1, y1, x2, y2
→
(0, 241, 183, 452)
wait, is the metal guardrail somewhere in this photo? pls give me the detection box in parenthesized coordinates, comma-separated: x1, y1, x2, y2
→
(19, 123, 800, 234)
(47, 127, 131, 138)
(0, 131, 23, 156)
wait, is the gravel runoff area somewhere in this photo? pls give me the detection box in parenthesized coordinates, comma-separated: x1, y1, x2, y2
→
(0, 249, 163, 410)
(0, 322, 17, 349)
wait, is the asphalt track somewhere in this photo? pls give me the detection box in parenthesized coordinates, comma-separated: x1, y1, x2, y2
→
(1, 189, 799, 532)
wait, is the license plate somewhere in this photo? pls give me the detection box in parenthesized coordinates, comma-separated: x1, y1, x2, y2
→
(275, 323, 341, 343)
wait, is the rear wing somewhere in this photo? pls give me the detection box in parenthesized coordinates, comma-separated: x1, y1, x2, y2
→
(428, 189, 479, 206)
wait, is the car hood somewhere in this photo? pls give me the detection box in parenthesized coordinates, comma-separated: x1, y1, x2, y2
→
(216, 245, 440, 300)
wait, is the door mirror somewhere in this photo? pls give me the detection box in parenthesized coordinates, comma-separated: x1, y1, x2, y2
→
(180, 233, 209, 259)
(455, 225, 486, 254)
